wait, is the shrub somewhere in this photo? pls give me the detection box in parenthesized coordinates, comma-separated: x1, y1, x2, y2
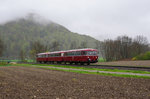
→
(132, 51, 150, 60)
(0, 62, 8, 66)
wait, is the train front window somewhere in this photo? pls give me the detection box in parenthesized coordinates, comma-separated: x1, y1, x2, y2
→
(86, 51, 97, 55)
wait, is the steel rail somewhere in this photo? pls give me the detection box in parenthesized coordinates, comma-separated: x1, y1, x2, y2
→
(30, 62, 150, 72)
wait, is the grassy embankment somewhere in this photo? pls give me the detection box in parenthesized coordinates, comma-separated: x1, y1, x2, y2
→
(6, 63, 150, 79)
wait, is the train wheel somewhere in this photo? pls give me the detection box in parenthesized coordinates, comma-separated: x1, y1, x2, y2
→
(75, 62, 78, 65)
(80, 63, 84, 65)
(87, 62, 90, 65)
(69, 62, 72, 65)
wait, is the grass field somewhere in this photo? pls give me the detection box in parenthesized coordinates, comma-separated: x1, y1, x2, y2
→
(4, 63, 149, 79)
(0, 59, 34, 63)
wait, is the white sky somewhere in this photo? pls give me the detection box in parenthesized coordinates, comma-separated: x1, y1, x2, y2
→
(0, 0, 150, 41)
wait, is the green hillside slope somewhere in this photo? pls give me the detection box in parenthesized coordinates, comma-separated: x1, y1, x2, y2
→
(0, 17, 99, 58)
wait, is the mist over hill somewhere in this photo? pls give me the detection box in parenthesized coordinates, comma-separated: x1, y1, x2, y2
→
(0, 15, 99, 59)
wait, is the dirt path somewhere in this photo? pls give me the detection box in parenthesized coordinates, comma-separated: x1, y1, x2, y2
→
(0, 66, 150, 99)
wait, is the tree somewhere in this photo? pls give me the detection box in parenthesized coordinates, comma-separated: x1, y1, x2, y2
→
(100, 39, 115, 61)
(116, 36, 132, 59)
(133, 35, 149, 55)
(95, 40, 102, 57)
(30, 41, 49, 59)
(100, 35, 150, 61)
(19, 49, 26, 62)
(80, 41, 88, 48)
(0, 37, 4, 57)
(70, 41, 77, 49)
(51, 41, 60, 51)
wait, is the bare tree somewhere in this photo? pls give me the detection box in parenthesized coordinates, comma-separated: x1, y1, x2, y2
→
(30, 41, 49, 59)
(51, 41, 60, 51)
(133, 35, 149, 55)
(101, 39, 115, 61)
(95, 40, 103, 57)
(19, 49, 26, 62)
(80, 41, 88, 48)
(100, 35, 149, 61)
(0, 37, 4, 57)
(116, 36, 132, 59)
(70, 41, 77, 49)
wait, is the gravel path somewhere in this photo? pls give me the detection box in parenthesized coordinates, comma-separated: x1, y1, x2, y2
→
(0, 66, 150, 99)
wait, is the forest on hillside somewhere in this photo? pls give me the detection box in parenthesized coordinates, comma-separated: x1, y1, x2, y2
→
(0, 17, 99, 59)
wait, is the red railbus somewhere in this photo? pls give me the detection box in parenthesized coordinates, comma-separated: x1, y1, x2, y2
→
(36, 48, 98, 65)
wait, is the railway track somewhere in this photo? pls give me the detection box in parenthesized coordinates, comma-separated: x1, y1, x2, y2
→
(80, 65, 150, 72)
(31, 63, 150, 72)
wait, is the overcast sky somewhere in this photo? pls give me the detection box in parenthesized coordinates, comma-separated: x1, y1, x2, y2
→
(0, 0, 150, 41)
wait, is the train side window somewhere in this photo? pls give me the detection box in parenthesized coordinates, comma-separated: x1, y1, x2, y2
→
(59, 53, 61, 56)
(48, 54, 50, 57)
(81, 51, 86, 55)
(67, 52, 70, 56)
(76, 51, 81, 56)
(50, 54, 53, 57)
(72, 52, 74, 56)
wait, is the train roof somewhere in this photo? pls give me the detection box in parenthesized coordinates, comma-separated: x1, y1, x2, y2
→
(65, 48, 98, 52)
(37, 48, 98, 55)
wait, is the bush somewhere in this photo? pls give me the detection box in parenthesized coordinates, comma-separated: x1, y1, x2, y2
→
(132, 51, 150, 60)
(0, 62, 8, 66)
(98, 58, 106, 62)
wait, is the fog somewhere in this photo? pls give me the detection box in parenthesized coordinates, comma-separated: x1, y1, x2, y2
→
(1, 0, 150, 41)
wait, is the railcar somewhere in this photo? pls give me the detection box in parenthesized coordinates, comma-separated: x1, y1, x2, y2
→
(36, 48, 98, 65)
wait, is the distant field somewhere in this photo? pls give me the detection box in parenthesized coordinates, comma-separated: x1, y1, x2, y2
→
(0, 59, 34, 63)
(97, 60, 150, 67)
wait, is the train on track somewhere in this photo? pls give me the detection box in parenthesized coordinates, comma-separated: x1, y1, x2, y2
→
(36, 48, 98, 65)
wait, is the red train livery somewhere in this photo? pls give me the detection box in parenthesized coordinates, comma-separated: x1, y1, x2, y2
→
(36, 48, 98, 65)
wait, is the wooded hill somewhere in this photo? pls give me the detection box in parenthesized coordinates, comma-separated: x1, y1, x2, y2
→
(0, 16, 99, 59)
